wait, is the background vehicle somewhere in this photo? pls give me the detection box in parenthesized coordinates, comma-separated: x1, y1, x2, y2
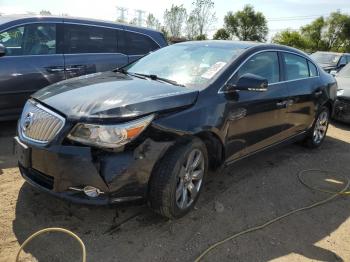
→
(311, 51, 350, 73)
(0, 15, 167, 121)
(333, 63, 350, 123)
(15, 41, 337, 218)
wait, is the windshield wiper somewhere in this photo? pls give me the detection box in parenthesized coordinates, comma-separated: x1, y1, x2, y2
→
(133, 73, 185, 87)
(114, 68, 147, 79)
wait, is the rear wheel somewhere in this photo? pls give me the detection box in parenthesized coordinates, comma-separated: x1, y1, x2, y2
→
(148, 138, 208, 219)
(304, 106, 330, 148)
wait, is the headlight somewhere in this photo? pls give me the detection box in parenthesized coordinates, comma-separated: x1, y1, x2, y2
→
(67, 114, 154, 148)
(337, 89, 344, 96)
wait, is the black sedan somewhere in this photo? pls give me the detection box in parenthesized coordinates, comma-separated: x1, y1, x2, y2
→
(15, 41, 337, 218)
(333, 63, 350, 123)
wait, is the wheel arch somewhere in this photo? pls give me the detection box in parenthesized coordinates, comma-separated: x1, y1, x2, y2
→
(194, 131, 225, 170)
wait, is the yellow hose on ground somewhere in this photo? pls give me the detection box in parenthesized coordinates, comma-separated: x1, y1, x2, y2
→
(194, 169, 350, 262)
(15, 227, 86, 262)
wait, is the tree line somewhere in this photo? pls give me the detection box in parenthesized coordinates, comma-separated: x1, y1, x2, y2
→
(145, 3, 350, 53)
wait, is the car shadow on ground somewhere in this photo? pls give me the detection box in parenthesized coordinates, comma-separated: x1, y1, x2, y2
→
(11, 135, 350, 262)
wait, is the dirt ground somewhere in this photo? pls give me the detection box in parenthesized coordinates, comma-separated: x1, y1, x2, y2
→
(0, 120, 350, 262)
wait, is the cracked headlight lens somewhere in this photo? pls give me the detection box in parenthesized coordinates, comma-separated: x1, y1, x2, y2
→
(67, 114, 154, 148)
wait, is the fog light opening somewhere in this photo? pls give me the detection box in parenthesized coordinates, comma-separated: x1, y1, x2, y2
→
(83, 186, 103, 198)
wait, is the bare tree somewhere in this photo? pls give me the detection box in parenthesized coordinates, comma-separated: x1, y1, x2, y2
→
(185, 14, 199, 40)
(164, 4, 187, 38)
(190, 0, 216, 36)
(146, 13, 161, 30)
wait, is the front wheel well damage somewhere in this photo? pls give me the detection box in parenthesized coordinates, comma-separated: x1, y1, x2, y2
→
(195, 132, 224, 170)
(148, 132, 224, 192)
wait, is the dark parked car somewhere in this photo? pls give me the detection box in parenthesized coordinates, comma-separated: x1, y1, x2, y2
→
(0, 15, 167, 121)
(333, 63, 350, 123)
(311, 51, 350, 73)
(15, 41, 337, 218)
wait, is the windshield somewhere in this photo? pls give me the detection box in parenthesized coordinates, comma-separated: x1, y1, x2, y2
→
(337, 63, 350, 78)
(310, 52, 341, 66)
(126, 43, 246, 88)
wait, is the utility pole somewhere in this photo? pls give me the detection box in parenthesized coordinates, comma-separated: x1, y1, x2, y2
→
(135, 9, 145, 26)
(117, 7, 128, 23)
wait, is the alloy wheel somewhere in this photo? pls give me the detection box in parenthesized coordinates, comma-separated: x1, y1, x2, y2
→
(176, 148, 205, 209)
(313, 110, 329, 144)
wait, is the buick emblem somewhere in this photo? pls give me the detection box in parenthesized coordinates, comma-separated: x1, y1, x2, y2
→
(22, 112, 34, 132)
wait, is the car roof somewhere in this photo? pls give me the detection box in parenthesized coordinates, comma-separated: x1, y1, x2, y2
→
(0, 14, 161, 33)
(175, 40, 261, 49)
(174, 40, 309, 56)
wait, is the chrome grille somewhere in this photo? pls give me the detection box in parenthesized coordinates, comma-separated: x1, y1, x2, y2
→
(19, 100, 65, 144)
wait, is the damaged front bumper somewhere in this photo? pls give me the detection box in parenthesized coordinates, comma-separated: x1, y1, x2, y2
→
(14, 136, 173, 205)
(333, 97, 350, 124)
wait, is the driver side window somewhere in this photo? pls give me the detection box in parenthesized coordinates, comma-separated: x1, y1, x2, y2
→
(0, 23, 56, 56)
(0, 26, 24, 56)
(234, 51, 280, 84)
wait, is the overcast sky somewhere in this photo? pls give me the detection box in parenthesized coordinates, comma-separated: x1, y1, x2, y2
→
(1, 0, 350, 39)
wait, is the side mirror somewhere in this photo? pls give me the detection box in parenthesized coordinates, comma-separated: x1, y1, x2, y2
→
(0, 44, 6, 57)
(226, 73, 268, 92)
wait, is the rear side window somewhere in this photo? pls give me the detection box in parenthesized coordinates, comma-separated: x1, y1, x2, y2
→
(236, 51, 280, 84)
(124, 31, 159, 55)
(0, 24, 56, 56)
(64, 24, 117, 54)
(283, 53, 309, 80)
(308, 61, 318, 77)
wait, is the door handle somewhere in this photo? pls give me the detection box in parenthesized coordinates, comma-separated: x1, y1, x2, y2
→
(46, 66, 64, 73)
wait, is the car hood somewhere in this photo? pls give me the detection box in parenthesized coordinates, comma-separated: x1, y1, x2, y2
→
(336, 76, 350, 98)
(33, 71, 199, 121)
(319, 64, 336, 72)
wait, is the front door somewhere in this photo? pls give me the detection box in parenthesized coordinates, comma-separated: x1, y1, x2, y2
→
(0, 23, 65, 120)
(224, 51, 291, 163)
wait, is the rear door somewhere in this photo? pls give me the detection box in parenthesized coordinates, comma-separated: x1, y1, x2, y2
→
(225, 51, 291, 162)
(0, 22, 65, 119)
(280, 52, 318, 136)
(63, 23, 128, 79)
(122, 30, 161, 63)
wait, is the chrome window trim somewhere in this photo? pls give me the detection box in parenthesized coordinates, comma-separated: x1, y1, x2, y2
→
(0, 20, 161, 56)
(19, 100, 66, 145)
(218, 49, 320, 94)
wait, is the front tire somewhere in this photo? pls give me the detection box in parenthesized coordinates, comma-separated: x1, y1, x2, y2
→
(304, 106, 330, 148)
(148, 138, 208, 219)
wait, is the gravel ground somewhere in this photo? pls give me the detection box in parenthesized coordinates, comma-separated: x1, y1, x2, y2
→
(0, 121, 350, 262)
